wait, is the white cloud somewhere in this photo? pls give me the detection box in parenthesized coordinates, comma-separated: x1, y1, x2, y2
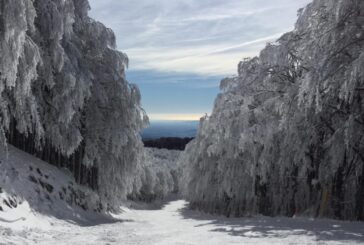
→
(125, 33, 282, 76)
(88, 0, 311, 77)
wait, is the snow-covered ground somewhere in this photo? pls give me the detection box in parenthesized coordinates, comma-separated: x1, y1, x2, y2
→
(1, 146, 364, 245)
(1, 199, 364, 245)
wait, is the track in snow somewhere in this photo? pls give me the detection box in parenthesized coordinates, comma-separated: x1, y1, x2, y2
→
(2, 200, 364, 245)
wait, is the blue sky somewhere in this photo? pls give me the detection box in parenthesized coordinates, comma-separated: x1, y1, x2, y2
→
(88, 0, 311, 120)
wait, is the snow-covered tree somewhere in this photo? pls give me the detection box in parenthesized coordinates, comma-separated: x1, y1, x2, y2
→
(180, 0, 364, 220)
(0, 0, 151, 209)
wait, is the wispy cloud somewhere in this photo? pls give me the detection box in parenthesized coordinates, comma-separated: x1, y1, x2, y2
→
(88, 0, 311, 115)
(89, 0, 310, 77)
(201, 32, 287, 56)
(151, 32, 286, 75)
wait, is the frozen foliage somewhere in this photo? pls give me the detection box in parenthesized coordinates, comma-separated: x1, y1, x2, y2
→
(129, 148, 181, 202)
(181, 0, 364, 220)
(0, 0, 148, 208)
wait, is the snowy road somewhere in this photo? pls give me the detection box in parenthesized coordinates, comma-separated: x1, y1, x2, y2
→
(2, 200, 364, 245)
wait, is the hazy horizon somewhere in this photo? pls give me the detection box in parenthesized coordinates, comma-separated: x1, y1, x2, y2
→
(142, 120, 199, 139)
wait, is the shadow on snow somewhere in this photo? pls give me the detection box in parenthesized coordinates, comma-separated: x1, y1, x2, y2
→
(179, 205, 364, 243)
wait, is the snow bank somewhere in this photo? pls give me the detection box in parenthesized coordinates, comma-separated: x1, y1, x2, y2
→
(0, 145, 106, 230)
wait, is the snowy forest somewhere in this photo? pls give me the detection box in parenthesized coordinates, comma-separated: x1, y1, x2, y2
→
(0, 0, 178, 211)
(1, 0, 364, 244)
(180, 0, 364, 221)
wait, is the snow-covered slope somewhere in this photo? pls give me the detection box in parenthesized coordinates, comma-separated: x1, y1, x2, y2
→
(0, 146, 186, 244)
(180, 0, 364, 220)
(0, 145, 180, 219)
(0, 145, 181, 217)
(0, 145, 107, 226)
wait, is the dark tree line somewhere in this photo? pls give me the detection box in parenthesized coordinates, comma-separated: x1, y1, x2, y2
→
(6, 118, 98, 190)
(143, 137, 194, 150)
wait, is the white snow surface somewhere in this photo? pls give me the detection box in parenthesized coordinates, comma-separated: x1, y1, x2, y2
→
(1, 146, 364, 245)
(1, 200, 364, 245)
(0, 144, 118, 231)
